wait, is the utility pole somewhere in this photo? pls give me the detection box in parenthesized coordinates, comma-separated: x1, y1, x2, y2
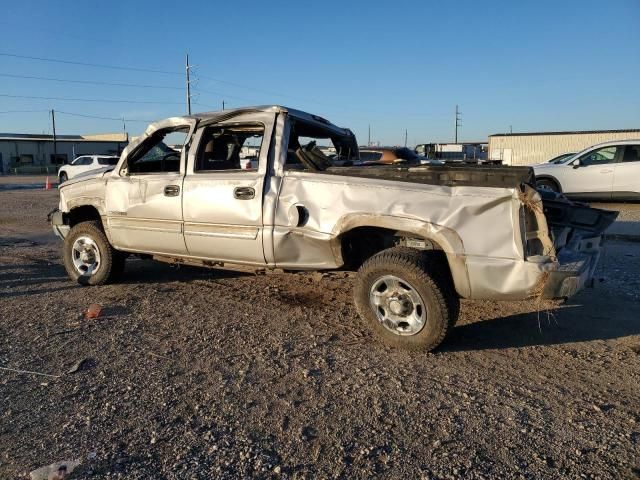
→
(509, 125, 513, 134)
(51, 109, 58, 161)
(404, 129, 408, 147)
(222, 100, 225, 110)
(454, 105, 461, 144)
(368, 124, 371, 146)
(185, 53, 192, 115)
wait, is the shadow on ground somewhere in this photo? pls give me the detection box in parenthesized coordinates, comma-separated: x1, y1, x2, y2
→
(444, 294, 640, 352)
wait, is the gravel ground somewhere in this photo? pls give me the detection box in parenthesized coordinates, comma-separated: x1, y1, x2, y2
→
(1, 190, 639, 479)
(0, 175, 57, 186)
(592, 203, 640, 239)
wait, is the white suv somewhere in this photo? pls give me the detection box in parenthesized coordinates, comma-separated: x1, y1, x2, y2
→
(533, 140, 640, 201)
(58, 155, 120, 183)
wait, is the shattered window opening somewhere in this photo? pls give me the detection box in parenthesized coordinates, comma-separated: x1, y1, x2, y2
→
(126, 128, 188, 175)
(195, 124, 264, 172)
(286, 120, 358, 171)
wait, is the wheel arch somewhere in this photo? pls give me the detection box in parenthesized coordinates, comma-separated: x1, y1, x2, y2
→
(535, 174, 562, 192)
(66, 203, 105, 229)
(331, 214, 471, 298)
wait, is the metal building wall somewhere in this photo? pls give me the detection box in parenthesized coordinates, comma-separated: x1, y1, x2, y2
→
(0, 140, 126, 173)
(489, 130, 640, 166)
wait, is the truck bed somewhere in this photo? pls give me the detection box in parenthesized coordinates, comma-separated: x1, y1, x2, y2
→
(325, 164, 534, 189)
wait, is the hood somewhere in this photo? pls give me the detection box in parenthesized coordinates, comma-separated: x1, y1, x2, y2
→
(531, 162, 560, 170)
(59, 167, 114, 188)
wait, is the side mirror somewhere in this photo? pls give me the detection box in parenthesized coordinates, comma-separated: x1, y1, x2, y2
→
(572, 161, 582, 169)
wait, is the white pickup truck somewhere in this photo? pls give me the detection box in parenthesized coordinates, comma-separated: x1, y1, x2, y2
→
(49, 106, 617, 351)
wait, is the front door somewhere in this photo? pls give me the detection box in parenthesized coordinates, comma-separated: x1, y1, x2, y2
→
(561, 145, 621, 198)
(181, 119, 273, 265)
(105, 124, 192, 255)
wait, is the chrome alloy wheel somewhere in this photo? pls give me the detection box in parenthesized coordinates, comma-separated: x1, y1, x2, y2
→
(369, 275, 427, 336)
(71, 235, 101, 276)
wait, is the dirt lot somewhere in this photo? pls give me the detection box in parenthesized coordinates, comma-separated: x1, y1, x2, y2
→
(0, 190, 639, 479)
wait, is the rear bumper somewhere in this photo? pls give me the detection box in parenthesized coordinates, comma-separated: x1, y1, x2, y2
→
(541, 235, 602, 299)
(48, 208, 69, 240)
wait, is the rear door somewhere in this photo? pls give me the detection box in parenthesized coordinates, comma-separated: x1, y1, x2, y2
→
(560, 145, 621, 199)
(612, 144, 640, 199)
(181, 114, 275, 264)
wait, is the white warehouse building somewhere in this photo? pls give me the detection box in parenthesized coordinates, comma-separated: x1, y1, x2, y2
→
(0, 132, 128, 175)
(488, 129, 640, 166)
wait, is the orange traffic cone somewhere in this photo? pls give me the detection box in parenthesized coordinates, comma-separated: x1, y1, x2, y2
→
(44, 176, 51, 190)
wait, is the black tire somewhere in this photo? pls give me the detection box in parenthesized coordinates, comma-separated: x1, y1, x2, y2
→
(62, 221, 126, 286)
(536, 178, 560, 192)
(354, 247, 459, 352)
(59, 172, 68, 183)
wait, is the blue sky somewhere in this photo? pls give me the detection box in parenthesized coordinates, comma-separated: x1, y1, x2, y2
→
(1, 0, 639, 146)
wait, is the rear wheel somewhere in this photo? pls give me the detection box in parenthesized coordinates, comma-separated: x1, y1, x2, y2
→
(536, 178, 560, 192)
(354, 247, 459, 352)
(59, 172, 68, 183)
(63, 221, 125, 285)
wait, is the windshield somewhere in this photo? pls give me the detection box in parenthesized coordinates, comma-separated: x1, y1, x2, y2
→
(548, 153, 576, 164)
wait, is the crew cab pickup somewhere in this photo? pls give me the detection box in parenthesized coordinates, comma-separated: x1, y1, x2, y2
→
(49, 106, 617, 351)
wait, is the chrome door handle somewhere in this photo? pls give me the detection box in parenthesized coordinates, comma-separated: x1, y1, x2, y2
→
(234, 186, 255, 200)
(164, 185, 180, 196)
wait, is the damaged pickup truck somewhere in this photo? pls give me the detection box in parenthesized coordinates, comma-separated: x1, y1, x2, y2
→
(50, 106, 617, 351)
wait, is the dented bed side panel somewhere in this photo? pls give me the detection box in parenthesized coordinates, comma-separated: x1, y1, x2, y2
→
(272, 170, 547, 299)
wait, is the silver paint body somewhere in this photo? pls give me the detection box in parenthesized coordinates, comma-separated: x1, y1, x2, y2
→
(57, 106, 561, 301)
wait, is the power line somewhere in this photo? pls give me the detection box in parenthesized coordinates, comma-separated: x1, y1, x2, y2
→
(191, 87, 258, 104)
(0, 52, 390, 119)
(56, 110, 153, 123)
(0, 93, 183, 105)
(192, 101, 220, 110)
(1, 51, 339, 113)
(0, 109, 50, 114)
(196, 73, 296, 99)
(1, 52, 302, 101)
(0, 52, 182, 75)
(0, 73, 182, 90)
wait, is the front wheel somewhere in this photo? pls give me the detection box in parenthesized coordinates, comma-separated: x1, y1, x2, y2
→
(62, 221, 125, 285)
(354, 247, 459, 352)
(536, 178, 559, 192)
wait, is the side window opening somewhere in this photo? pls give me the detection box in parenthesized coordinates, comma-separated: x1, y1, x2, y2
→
(579, 146, 618, 166)
(195, 124, 264, 172)
(126, 127, 188, 174)
(285, 120, 358, 171)
(623, 145, 640, 163)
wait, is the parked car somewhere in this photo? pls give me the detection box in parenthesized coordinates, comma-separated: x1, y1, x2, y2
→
(533, 140, 640, 200)
(359, 147, 444, 166)
(58, 155, 120, 183)
(49, 106, 616, 352)
(547, 152, 576, 164)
